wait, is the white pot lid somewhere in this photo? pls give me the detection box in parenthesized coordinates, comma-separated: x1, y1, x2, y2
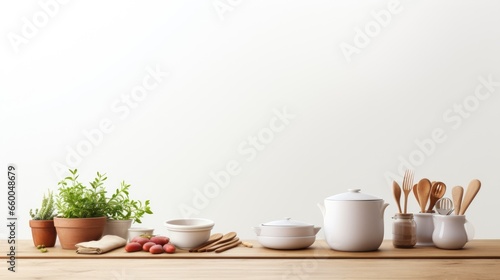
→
(326, 188, 382, 201)
(261, 217, 313, 228)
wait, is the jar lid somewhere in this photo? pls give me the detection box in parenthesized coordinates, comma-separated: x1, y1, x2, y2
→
(261, 217, 313, 228)
(394, 213, 414, 218)
(326, 189, 382, 201)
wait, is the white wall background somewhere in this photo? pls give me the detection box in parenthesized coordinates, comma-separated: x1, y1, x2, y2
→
(1, 0, 499, 241)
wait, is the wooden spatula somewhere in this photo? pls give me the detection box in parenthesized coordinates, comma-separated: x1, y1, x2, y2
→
(452, 186, 464, 216)
(459, 179, 481, 215)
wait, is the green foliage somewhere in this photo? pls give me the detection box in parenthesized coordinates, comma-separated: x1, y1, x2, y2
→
(55, 169, 107, 218)
(55, 169, 153, 222)
(30, 189, 57, 220)
(105, 181, 153, 223)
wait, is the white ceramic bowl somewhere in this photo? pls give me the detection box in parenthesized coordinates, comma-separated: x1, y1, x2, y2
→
(165, 218, 214, 249)
(128, 227, 154, 242)
(257, 235, 316, 250)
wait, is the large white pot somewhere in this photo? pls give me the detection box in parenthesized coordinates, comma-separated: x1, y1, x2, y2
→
(318, 189, 389, 252)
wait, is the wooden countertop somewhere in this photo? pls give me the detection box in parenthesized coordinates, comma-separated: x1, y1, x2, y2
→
(2, 240, 500, 279)
(7, 239, 500, 259)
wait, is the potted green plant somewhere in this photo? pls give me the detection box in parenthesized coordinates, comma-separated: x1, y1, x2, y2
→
(54, 169, 108, 249)
(103, 180, 153, 239)
(29, 189, 57, 247)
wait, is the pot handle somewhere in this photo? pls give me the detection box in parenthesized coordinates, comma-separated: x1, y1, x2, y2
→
(252, 227, 261, 236)
(313, 226, 321, 235)
(465, 219, 475, 242)
(380, 203, 389, 217)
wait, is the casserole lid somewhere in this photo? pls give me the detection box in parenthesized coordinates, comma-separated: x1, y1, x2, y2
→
(262, 217, 313, 228)
(326, 188, 382, 201)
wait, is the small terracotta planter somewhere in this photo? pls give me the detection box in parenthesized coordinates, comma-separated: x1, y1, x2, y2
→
(54, 217, 107, 249)
(29, 220, 57, 247)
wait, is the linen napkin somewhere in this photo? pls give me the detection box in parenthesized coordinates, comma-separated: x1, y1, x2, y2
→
(76, 235, 126, 254)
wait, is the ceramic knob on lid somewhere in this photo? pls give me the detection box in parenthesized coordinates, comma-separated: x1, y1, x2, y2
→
(325, 188, 383, 201)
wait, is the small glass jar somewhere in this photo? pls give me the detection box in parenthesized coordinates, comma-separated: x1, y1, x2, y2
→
(392, 213, 416, 248)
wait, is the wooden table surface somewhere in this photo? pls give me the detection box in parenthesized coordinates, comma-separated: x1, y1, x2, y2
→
(2, 239, 500, 279)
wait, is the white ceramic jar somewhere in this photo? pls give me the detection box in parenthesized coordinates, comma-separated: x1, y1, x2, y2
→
(414, 213, 434, 246)
(432, 215, 473, 250)
(318, 189, 389, 252)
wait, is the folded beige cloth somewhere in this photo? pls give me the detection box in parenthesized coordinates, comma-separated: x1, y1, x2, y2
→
(76, 235, 127, 254)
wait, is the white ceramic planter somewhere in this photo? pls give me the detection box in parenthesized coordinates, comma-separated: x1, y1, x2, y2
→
(103, 219, 133, 240)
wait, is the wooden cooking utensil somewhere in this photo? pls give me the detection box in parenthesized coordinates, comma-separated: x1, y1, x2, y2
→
(412, 183, 419, 205)
(215, 240, 242, 253)
(206, 237, 240, 252)
(417, 178, 431, 213)
(459, 179, 481, 215)
(241, 241, 253, 248)
(412, 184, 420, 205)
(452, 186, 464, 215)
(393, 181, 402, 214)
(188, 233, 223, 252)
(427, 182, 446, 213)
(402, 170, 414, 214)
(196, 232, 237, 252)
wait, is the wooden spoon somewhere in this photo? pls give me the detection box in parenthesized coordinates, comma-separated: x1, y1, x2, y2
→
(393, 181, 402, 214)
(459, 179, 481, 215)
(189, 233, 223, 252)
(412, 183, 419, 205)
(427, 182, 446, 213)
(417, 178, 431, 213)
(197, 232, 237, 252)
(452, 186, 464, 215)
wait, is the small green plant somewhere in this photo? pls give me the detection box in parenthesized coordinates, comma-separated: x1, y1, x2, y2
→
(36, 244, 48, 253)
(30, 189, 57, 220)
(105, 181, 153, 223)
(55, 169, 107, 218)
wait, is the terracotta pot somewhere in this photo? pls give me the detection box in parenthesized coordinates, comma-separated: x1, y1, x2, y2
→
(29, 220, 57, 247)
(54, 217, 106, 249)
